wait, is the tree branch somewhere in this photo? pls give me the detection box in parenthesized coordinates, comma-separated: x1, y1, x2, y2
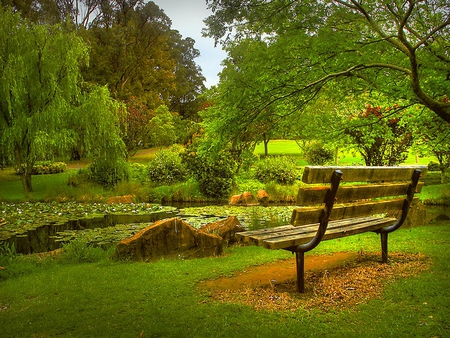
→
(413, 16, 450, 51)
(337, 0, 410, 55)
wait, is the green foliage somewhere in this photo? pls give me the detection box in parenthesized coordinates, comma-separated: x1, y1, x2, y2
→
(0, 243, 39, 280)
(30, 161, 67, 175)
(254, 156, 299, 185)
(204, 1, 450, 124)
(238, 149, 260, 172)
(184, 145, 236, 199)
(87, 158, 130, 188)
(146, 178, 205, 203)
(345, 105, 413, 166)
(234, 178, 265, 195)
(412, 109, 450, 183)
(59, 237, 108, 263)
(0, 9, 87, 192)
(148, 146, 188, 185)
(128, 163, 149, 182)
(0, 10, 125, 193)
(420, 183, 450, 205)
(148, 105, 177, 147)
(428, 161, 441, 172)
(120, 97, 154, 155)
(303, 143, 334, 165)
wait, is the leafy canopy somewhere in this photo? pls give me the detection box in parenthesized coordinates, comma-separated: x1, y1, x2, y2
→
(204, 0, 450, 123)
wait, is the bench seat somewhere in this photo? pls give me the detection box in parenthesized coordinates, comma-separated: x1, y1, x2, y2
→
(237, 215, 397, 250)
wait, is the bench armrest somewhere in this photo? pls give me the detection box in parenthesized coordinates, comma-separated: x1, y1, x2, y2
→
(296, 169, 343, 253)
(378, 168, 423, 234)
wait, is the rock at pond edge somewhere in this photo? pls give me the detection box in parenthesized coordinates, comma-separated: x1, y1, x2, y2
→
(114, 217, 223, 261)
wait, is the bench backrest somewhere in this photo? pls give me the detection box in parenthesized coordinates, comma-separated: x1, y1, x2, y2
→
(291, 166, 428, 226)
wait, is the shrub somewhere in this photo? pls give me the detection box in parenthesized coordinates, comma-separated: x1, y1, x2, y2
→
(29, 161, 67, 175)
(0, 243, 39, 280)
(148, 146, 188, 185)
(254, 156, 299, 185)
(128, 163, 149, 182)
(87, 158, 129, 187)
(304, 143, 334, 165)
(428, 161, 440, 171)
(184, 149, 236, 199)
(239, 149, 259, 172)
(59, 237, 107, 263)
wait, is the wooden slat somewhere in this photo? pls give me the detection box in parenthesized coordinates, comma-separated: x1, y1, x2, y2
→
(290, 198, 405, 226)
(263, 217, 396, 250)
(241, 216, 382, 246)
(302, 166, 427, 184)
(235, 225, 294, 245)
(296, 182, 424, 205)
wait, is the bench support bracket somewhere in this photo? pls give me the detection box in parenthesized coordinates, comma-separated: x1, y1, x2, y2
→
(377, 168, 422, 264)
(295, 169, 343, 292)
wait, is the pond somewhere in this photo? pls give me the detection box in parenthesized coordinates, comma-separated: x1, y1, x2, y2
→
(0, 202, 447, 254)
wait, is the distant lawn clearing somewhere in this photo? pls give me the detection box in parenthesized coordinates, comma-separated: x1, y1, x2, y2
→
(255, 139, 436, 166)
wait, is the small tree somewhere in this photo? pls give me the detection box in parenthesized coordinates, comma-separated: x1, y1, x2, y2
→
(120, 97, 155, 156)
(148, 105, 177, 147)
(345, 105, 413, 166)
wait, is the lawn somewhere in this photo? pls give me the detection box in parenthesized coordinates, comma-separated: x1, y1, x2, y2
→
(255, 140, 436, 166)
(0, 223, 449, 337)
(0, 142, 448, 337)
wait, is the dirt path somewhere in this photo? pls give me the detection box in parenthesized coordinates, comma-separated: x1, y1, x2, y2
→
(198, 252, 429, 312)
(199, 252, 356, 291)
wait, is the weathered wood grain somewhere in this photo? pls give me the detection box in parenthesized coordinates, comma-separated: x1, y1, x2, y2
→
(302, 166, 427, 184)
(296, 182, 424, 205)
(237, 216, 396, 250)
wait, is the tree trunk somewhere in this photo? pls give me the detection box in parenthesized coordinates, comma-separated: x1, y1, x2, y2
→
(20, 172, 33, 192)
(441, 168, 446, 184)
(263, 133, 269, 157)
(14, 143, 33, 193)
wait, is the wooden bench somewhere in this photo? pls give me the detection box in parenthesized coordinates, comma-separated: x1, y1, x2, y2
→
(236, 166, 427, 292)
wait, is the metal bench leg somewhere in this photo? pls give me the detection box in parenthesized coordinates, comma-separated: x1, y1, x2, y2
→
(381, 232, 388, 263)
(296, 251, 305, 293)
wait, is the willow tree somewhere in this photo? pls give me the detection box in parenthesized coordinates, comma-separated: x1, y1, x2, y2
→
(0, 9, 125, 192)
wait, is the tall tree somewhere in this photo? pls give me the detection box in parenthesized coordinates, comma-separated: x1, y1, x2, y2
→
(81, 1, 175, 107)
(0, 9, 124, 192)
(204, 0, 450, 123)
(168, 32, 206, 120)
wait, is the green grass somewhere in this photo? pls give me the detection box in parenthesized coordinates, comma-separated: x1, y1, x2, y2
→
(254, 140, 436, 166)
(0, 142, 444, 203)
(254, 140, 302, 157)
(0, 170, 107, 202)
(0, 223, 449, 337)
(420, 183, 450, 205)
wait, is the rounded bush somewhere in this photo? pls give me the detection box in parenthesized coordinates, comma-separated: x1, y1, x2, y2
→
(427, 161, 440, 171)
(304, 143, 334, 165)
(29, 161, 67, 175)
(254, 156, 299, 185)
(87, 158, 129, 187)
(184, 149, 236, 199)
(148, 147, 188, 185)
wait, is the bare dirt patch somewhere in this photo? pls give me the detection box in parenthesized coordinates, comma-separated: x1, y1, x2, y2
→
(199, 252, 429, 312)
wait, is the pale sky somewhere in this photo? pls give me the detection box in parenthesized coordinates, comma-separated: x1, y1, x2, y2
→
(152, 0, 226, 88)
